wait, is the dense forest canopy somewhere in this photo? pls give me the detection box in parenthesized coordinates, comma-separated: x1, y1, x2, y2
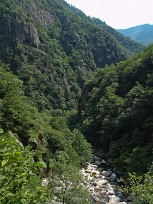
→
(79, 45, 153, 175)
(0, 65, 92, 203)
(0, 0, 152, 203)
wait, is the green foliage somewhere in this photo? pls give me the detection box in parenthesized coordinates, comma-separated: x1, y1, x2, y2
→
(125, 163, 153, 204)
(0, 66, 92, 165)
(0, 67, 47, 147)
(0, 66, 92, 203)
(80, 45, 153, 175)
(92, 18, 145, 53)
(50, 151, 91, 204)
(70, 129, 93, 164)
(0, 132, 50, 204)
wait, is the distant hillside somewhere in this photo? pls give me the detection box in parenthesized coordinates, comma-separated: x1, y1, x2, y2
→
(91, 18, 145, 54)
(0, 0, 144, 111)
(118, 24, 153, 45)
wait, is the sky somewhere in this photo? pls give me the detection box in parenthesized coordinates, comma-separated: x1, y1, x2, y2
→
(65, 0, 153, 29)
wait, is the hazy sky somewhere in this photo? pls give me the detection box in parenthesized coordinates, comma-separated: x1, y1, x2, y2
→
(65, 0, 153, 29)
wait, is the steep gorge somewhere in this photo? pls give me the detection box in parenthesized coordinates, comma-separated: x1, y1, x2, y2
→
(0, 0, 152, 203)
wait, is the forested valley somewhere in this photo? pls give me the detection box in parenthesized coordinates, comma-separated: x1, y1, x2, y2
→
(0, 0, 152, 203)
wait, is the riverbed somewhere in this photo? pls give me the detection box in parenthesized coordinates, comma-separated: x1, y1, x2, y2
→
(81, 156, 132, 204)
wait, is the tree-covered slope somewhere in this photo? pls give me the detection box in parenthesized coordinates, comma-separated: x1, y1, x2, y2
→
(91, 18, 145, 54)
(0, 64, 92, 203)
(0, 0, 144, 111)
(79, 45, 153, 175)
(118, 24, 153, 46)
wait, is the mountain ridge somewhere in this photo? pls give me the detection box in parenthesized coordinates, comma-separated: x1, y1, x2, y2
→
(118, 23, 153, 45)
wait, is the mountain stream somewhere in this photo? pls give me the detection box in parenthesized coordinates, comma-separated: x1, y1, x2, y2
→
(81, 156, 132, 204)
